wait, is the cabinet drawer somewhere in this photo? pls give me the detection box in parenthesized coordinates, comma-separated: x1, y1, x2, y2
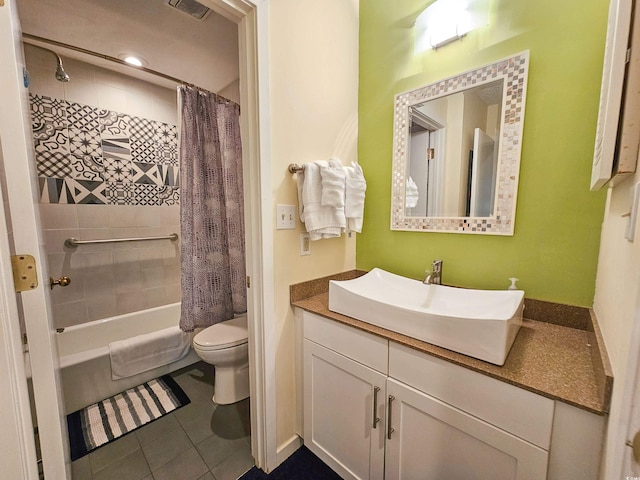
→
(389, 342, 554, 450)
(303, 311, 388, 374)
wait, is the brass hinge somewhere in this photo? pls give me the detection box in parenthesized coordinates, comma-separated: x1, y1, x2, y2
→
(10, 255, 38, 292)
(0, 1, 5, 7)
(246, 276, 251, 288)
(427, 148, 435, 160)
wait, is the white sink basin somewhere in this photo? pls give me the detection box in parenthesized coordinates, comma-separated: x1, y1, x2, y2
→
(328, 268, 524, 366)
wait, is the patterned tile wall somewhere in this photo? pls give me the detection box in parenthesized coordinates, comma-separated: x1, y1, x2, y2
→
(30, 94, 180, 206)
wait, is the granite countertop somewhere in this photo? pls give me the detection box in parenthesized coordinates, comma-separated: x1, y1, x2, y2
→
(291, 272, 613, 416)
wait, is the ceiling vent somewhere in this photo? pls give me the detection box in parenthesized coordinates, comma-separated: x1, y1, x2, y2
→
(164, 0, 211, 20)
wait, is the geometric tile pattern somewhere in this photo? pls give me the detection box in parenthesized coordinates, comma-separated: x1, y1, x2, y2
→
(391, 51, 529, 235)
(29, 94, 179, 206)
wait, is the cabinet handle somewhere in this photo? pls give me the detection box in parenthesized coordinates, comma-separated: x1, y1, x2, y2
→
(387, 395, 395, 440)
(372, 386, 380, 428)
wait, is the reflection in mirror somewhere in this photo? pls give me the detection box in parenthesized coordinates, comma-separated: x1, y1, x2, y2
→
(406, 79, 503, 218)
(391, 51, 529, 235)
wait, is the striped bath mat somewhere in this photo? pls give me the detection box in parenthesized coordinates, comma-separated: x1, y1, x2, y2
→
(67, 375, 190, 461)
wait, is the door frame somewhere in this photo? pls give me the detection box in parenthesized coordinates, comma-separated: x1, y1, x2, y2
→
(0, 0, 277, 475)
(202, 0, 278, 472)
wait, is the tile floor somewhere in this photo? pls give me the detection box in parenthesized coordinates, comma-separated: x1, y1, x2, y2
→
(70, 362, 253, 480)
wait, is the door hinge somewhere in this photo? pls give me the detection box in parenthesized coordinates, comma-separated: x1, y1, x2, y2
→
(427, 148, 435, 160)
(246, 276, 251, 288)
(10, 255, 38, 292)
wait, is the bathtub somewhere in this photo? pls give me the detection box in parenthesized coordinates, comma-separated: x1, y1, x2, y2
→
(56, 302, 199, 414)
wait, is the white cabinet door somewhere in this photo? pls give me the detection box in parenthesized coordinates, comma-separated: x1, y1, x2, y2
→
(384, 378, 548, 480)
(304, 339, 386, 480)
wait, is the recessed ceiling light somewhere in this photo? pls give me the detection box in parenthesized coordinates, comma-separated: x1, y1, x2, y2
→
(124, 56, 143, 67)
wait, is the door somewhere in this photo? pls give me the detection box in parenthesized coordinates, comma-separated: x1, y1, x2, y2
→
(384, 378, 548, 480)
(0, 2, 70, 478)
(304, 340, 386, 480)
(470, 127, 497, 217)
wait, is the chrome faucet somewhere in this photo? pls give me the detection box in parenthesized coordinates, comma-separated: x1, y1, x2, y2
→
(423, 259, 443, 285)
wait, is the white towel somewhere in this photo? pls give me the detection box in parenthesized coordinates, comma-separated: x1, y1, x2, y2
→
(109, 326, 193, 380)
(297, 162, 346, 240)
(344, 162, 367, 233)
(320, 159, 346, 208)
(406, 177, 419, 209)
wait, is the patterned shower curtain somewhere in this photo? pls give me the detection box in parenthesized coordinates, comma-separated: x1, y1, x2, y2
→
(179, 86, 246, 332)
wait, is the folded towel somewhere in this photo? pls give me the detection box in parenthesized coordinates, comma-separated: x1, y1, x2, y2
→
(344, 162, 367, 233)
(109, 326, 193, 380)
(297, 162, 346, 240)
(406, 177, 419, 209)
(320, 159, 346, 208)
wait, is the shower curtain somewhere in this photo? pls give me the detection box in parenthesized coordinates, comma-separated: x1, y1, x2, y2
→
(178, 86, 246, 332)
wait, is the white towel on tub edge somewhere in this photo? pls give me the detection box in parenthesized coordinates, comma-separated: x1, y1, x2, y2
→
(109, 326, 193, 380)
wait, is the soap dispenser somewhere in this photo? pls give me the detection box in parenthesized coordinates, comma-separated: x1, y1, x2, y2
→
(508, 278, 519, 290)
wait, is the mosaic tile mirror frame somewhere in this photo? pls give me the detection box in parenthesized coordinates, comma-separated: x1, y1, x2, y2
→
(30, 94, 180, 206)
(390, 51, 530, 235)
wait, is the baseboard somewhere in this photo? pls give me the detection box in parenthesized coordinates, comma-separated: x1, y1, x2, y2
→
(276, 434, 302, 466)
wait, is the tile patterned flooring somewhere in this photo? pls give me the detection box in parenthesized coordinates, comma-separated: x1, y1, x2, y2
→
(70, 362, 253, 480)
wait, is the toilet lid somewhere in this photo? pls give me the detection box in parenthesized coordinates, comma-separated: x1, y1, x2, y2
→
(193, 315, 248, 350)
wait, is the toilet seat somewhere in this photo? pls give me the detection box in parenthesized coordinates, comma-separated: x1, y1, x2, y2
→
(193, 315, 248, 351)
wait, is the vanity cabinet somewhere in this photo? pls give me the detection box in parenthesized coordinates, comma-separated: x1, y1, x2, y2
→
(298, 310, 605, 480)
(304, 340, 386, 479)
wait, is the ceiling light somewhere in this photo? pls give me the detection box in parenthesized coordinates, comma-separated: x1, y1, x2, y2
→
(124, 56, 143, 67)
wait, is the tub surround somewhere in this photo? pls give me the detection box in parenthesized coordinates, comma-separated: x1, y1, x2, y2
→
(291, 271, 613, 415)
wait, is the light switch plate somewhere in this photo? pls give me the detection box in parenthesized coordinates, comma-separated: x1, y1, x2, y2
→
(276, 204, 297, 230)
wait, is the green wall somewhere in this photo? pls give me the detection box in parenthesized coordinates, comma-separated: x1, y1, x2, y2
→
(357, 0, 609, 306)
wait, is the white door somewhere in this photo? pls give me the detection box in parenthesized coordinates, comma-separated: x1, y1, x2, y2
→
(304, 340, 386, 480)
(0, 1, 70, 478)
(620, 281, 640, 477)
(470, 127, 497, 217)
(384, 378, 548, 480)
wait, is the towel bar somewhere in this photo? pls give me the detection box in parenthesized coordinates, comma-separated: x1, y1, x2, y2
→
(288, 164, 305, 174)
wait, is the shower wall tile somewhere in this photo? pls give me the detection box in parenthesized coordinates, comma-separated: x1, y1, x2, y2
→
(40, 204, 78, 229)
(70, 155, 104, 181)
(86, 295, 118, 322)
(29, 93, 179, 207)
(143, 287, 168, 309)
(116, 291, 146, 315)
(43, 228, 79, 255)
(53, 300, 88, 329)
(77, 204, 110, 228)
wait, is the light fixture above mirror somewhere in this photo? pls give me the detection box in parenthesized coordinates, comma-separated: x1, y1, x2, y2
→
(415, 0, 489, 51)
(390, 51, 530, 235)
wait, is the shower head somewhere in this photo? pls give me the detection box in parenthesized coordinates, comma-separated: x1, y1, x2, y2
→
(25, 42, 71, 82)
(55, 61, 70, 82)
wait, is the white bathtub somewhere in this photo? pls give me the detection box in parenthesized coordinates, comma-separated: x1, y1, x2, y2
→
(56, 302, 199, 413)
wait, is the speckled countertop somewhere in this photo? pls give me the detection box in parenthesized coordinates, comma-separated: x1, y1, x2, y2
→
(291, 271, 613, 416)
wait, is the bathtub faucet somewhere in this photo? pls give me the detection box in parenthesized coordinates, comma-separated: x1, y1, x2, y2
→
(423, 259, 443, 285)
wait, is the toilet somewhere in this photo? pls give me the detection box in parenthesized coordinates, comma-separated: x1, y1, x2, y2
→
(192, 315, 249, 405)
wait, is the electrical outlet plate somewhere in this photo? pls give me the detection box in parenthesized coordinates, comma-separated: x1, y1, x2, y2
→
(276, 204, 296, 230)
(300, 233, 311, 256)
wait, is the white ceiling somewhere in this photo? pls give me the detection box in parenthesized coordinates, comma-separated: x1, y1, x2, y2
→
(17, 0, 239, 93)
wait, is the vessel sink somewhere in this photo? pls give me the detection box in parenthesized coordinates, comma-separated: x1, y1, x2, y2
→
(328, 268, 524, 366)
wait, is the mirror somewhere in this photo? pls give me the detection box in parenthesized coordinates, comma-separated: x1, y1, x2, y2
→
(391, 51, 529, 235)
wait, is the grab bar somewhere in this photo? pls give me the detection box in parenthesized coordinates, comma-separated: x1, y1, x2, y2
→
(64, 233, 179, 248)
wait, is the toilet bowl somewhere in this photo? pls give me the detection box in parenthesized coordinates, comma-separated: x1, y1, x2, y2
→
(192, 315, 249, 405)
